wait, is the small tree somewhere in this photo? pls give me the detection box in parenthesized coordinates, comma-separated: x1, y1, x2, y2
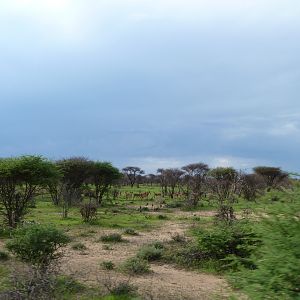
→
(253, 166, 289, 190)
(80, 202, 98, 223)
(182, 163, 209, 207)
(122, 167, 144, 188)
(241, 173, 265, 201)
(88, 162, 121, 205)
(0, 156, 59, 227)
(208, 167, 241, 223)
(159, 168, 184, 199)
(55, 157, 93, 218)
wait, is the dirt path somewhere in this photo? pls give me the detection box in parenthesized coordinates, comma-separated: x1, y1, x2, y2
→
(61, 220, 231, 299)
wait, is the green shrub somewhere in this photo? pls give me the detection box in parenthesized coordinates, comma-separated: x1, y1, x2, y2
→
(99, 233, 123, 243)
(71, 242, 87, 251)
(231, 206, 300, 299)
(101, 261, 115, 270)
(54, 275, 86, 296)
(137, 245, 163, 261)
(121, 257, 150, 275)
(110, 282, 136, 296)
(195, 222, 260, 270)
(150, 240, 164, 250)
(0, 250, 9, 261)
(6, 224, 70, 268)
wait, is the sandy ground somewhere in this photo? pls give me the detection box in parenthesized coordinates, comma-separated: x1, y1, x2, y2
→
(61, 220, 231, 300)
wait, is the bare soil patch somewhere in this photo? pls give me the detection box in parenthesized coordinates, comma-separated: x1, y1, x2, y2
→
(61, 220, 231, 299)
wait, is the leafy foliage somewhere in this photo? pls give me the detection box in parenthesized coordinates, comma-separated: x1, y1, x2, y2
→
(137, 245, 163, 261)
(6, 224, 70, 268)
(121, 257, 150, 275)
(231, 204, 300, 299)
(0, 156, 59, 227)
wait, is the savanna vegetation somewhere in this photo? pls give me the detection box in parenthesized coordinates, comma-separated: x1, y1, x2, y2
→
(0, 155, 299, 299)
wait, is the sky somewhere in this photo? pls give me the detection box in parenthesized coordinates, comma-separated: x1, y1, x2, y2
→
(0, 0, 300, 173)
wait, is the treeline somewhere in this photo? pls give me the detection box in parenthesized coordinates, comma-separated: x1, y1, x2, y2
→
(0, 155, 290, 228)
(0, 156, 121, 227)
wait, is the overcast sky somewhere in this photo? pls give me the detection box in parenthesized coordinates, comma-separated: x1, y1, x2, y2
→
(0, 0, 299, 173)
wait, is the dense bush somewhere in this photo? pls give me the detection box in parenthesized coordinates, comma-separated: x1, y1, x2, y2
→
(6, 224, 70, 268)
(231, 206, 300, 299)
(137, 245, 163, 261)
(121, 257, 150, 275)
(101, 260, 115, 270)
(194, 222, 260, 270)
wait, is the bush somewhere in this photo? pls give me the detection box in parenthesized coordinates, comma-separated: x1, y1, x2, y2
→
(80, 202, 98, 223)
(195, 222, 260, 270)
(150, 240, 164, 249)
(122, 257, 150, 275)
(110, 282, 136, 296)
(6, 224, 70, 268)
(231, 205, 300, 299)
(100, 233, 123, 243)
(137, 245, 163, 261)
(0, 250, 9, 261)
(101, 261, 115, 270)
(54, 275, 86, 295)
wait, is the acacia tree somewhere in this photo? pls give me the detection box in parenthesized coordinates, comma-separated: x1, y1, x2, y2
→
(182, 162, 209, 207)
(159, 168, 184, 199)
(88, 162, 121, 205)
(207, 167, 241, 223)
(253, 166, 289, 190)
(122, 166, 144, 188)
(0, 156, 59, 227)
(241, 173, 265, 201)
(53, 157, 93, 218)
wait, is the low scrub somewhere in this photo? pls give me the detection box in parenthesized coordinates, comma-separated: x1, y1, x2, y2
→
(99, 233, 123, 243)
(121, 257, 150, 275)
(101, 261, 115, 270)
(137, 244, 163, 262)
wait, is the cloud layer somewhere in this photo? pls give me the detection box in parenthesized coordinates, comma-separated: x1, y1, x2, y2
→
(0, 0, 299, 172)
